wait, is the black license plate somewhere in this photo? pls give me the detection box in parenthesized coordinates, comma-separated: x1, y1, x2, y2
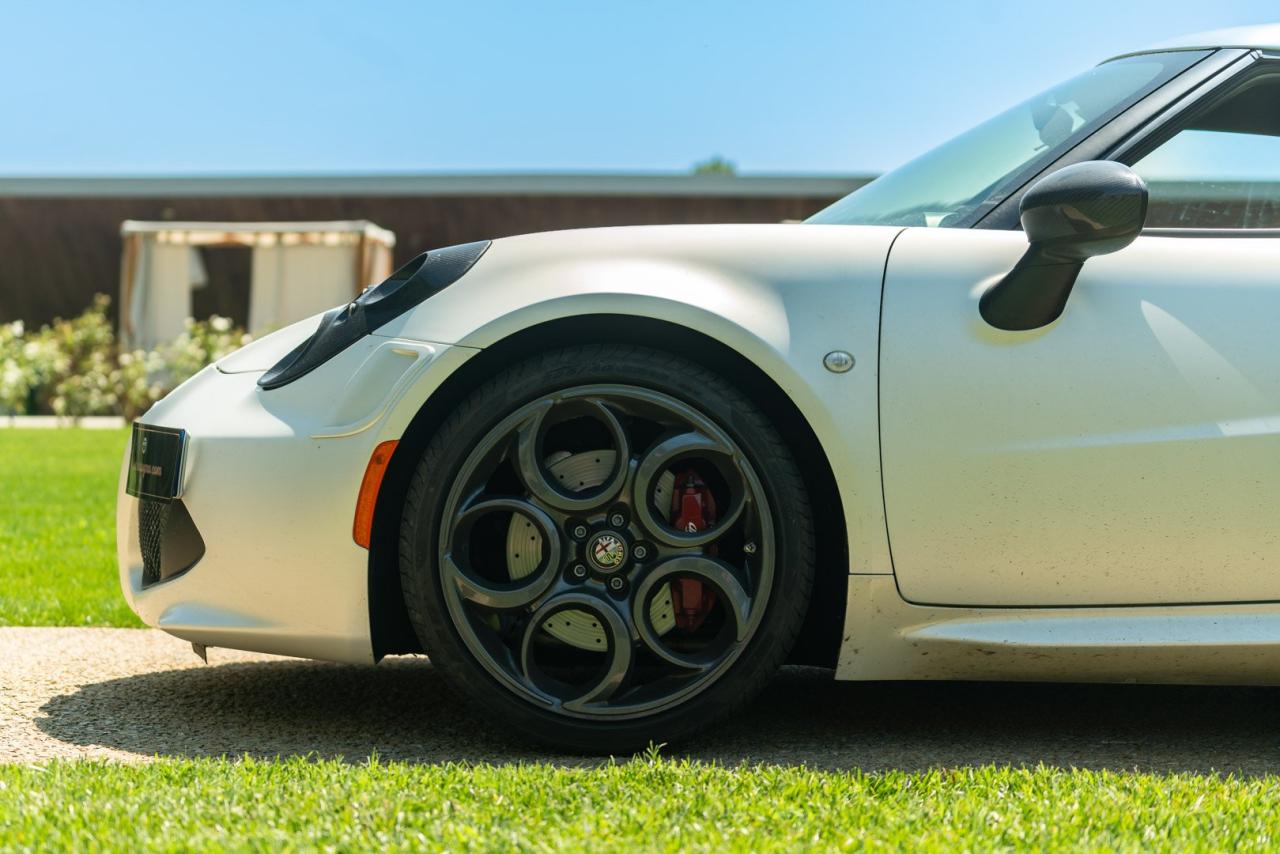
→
(126, 424, 187, 501)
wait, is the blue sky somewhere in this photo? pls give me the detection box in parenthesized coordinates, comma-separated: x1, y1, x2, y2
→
(1, 0, 1275, 176)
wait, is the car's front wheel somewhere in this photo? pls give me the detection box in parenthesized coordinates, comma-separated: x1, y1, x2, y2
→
(399, 344, 814, 752)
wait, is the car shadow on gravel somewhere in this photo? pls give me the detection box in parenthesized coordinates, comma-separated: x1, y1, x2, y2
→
(37, 658, 1280, 774)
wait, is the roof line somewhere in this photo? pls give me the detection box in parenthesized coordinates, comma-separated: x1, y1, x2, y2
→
(121, 219, 396, 238)
(0, 172, 874, 199)
(1108, 23, 1280, 60)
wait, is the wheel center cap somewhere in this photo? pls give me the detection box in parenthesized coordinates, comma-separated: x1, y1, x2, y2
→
(587, 532, 627, 571)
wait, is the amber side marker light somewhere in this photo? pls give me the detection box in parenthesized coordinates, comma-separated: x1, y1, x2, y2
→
(353, 440, 399, 549)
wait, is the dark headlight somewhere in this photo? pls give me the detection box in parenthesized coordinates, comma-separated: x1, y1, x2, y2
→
(258, 240, 490, 390)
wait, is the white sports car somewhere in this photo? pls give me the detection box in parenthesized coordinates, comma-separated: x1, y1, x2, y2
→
(120, 26, 1280, 750)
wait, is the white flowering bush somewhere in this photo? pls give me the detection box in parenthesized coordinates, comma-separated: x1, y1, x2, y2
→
(1, 319, 65, 414)
(42, 294, 122, 417)
(0, 320, 31, 413)
(0, 294, 250, 419)
(117, 347, 169, 420)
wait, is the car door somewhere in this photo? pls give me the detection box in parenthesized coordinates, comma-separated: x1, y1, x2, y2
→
(879, 67, 1280, 608)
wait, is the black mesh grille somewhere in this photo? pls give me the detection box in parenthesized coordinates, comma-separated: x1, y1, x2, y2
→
(139, 499, 171, 586)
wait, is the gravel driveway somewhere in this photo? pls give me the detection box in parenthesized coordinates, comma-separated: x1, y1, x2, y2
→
(5, 627, 1280, 773)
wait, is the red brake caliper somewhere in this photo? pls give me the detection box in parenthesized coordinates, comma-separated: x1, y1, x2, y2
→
(669, 468, 718, 632)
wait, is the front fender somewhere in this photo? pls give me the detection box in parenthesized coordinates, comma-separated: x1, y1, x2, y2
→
(373, 222, 902, 577)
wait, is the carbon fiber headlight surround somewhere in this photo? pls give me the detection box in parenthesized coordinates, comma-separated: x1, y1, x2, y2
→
(258, 240, 490, 390)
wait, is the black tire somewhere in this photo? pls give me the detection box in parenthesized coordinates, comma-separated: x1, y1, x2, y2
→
(399, 344, 815, 752)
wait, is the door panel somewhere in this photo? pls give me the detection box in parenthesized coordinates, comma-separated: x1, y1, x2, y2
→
(881, 227, 1280, 606)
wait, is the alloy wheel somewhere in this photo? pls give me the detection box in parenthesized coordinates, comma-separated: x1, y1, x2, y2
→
(437, 384, 775, 719)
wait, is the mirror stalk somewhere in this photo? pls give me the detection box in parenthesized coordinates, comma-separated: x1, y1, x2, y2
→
(980, 160, 1148, 332)
(979, 252, 1083, 331)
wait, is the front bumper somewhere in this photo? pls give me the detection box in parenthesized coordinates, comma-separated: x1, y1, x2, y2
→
(117, 335, 465, 663)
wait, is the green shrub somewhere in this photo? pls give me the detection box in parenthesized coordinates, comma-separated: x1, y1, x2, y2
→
(0, 295, 250, 419)
(0, 320, 35, 414)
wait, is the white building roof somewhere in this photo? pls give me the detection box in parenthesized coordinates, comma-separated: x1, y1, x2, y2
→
(120, 219, 396, 247)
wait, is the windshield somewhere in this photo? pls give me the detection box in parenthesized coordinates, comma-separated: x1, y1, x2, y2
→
(807, 51, 1209, 228)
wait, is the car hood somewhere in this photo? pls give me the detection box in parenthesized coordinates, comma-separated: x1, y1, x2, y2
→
(220, 222, 902, 369)
(376, 222, 904, 348)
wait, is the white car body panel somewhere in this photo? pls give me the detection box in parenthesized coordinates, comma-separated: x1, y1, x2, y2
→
(840, 575, 1280, 684)
(117, 27, 1280, 696)
(120, 223, 901, 663)
(374, 224, 901, 579)
(881, 228, 1280, 607)
(118, 338, 471, 663)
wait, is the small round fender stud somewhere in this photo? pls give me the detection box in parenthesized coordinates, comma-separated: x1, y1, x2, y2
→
(823, 351, 855, 373)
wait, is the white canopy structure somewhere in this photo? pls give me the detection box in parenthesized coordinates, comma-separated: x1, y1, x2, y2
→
(119, 220, 395, 349)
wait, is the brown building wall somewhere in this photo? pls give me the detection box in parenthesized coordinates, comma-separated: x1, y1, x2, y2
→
(0, 193, 842, 328)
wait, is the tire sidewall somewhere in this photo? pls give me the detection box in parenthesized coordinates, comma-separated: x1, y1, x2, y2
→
(400, 345, 813, 752)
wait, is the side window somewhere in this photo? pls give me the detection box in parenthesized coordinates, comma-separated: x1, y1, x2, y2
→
(1132, 74, 1280, 229)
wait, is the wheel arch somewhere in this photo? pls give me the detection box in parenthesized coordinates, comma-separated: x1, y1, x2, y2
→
(367, 314, 848, 667)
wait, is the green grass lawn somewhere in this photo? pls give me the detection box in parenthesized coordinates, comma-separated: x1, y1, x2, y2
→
(2, 429, 1277, 850)
(4, 755, 1280, 851)
(0, 428, 138, 627)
